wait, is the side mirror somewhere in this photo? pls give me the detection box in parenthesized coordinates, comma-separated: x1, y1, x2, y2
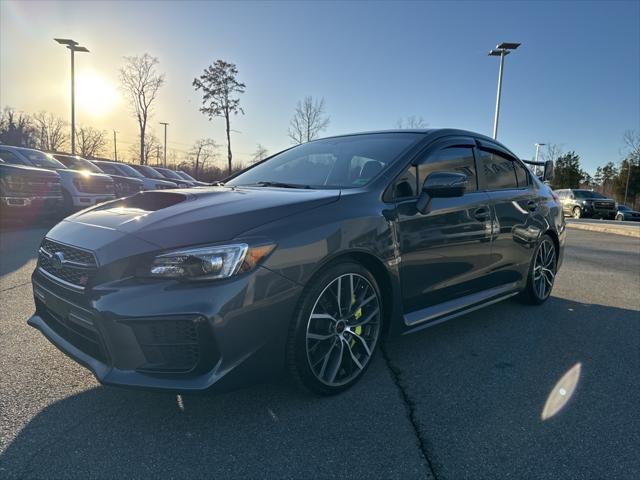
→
(416, 171, 467, 214)
(543, 160, 555, 182)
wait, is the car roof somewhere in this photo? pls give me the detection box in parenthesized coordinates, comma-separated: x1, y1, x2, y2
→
(312, 128, 517, 157)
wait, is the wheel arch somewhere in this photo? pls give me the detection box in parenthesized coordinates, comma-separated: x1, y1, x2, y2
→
(305, 249, 397, 337)
(544, 228, 560, 258)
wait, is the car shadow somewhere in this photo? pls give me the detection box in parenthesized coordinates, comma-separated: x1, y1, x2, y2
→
(0, 221, 53, 278)
(1, 297, 638, 478)
(383, 296, 640, 479)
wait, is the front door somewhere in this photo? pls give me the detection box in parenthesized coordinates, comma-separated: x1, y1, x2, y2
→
(396, 139, 494, 316)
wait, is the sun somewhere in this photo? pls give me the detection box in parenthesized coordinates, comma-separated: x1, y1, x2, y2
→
(75, 71, 118, 118)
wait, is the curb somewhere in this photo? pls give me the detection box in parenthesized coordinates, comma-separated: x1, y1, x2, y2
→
(566, 222, 640, 238)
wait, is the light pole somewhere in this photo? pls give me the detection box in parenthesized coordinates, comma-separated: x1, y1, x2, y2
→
(160, 122, 168, 167)
(54, 38, 89, 155)
(489, 42, 520, 140)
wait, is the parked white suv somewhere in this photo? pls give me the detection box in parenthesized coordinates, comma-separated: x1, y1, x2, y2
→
(0, 146, 115, 212)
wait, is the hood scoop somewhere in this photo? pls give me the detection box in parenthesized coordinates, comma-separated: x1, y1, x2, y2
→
(107, 191, 188, 212)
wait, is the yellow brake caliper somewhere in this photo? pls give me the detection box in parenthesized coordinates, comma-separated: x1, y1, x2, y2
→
(351, 294, 363, 346)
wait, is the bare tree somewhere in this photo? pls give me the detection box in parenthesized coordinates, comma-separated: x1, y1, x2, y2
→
(396, 115, 427, 129)
(621, 130, 640, 204)
(251, 144, 269, 164)
(128, 131, 161, 165)
(288, 96, 330, 144)
(189, 138, 218, 178)
(543, 143, 564, 163)
(0, 107, 37, 147)
(119, 54, 165, 164)
(193, 60, 246, 174)
(33, 112, 68, 152)
(75, 126, 108, 158)
(622, 130, 640, 163)
(540, 143, 564, 177)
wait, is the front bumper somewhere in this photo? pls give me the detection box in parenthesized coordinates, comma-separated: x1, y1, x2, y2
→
(29, 266, 302, 392)
(72, 194, 116, 208)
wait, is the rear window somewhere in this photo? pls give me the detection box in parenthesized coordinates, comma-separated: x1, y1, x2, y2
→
(478, 150, 518, 190)
(574, 190, 606, 199)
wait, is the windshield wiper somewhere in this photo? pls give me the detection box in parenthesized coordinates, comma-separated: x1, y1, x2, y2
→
(249, 181, 311, 189)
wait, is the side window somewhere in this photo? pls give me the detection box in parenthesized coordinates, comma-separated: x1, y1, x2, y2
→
(513, 160, 530, 187)
(0, 150, 28, 165)
(394, 165, 418, 199)
(556, 190, 566, 199)
(417, 147, 477, 192)
(478, 150, 518, 190)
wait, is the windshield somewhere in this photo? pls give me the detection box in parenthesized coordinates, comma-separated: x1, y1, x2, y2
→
(574, 190, 607, 199)
(17, 149, 66, 169)
(136, 165, 165, 179)
(178, 171, 197, 181)
(226, 133, 422, 189)
(618, 205, 631, 211)
(156, 168, 183, 180)
(55, 155, 103, 173)
(116, 163, 145, 178)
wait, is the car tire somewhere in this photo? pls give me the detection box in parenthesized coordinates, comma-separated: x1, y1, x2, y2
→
(616, 214, 624, 221)
(518, 234, 557, 305)
(286, 261, 383, 395)
(572, 206, 582, 219)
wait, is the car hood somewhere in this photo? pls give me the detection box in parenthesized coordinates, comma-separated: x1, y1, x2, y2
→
(56, 169, 113, 182)
(0, 163, 60, 178)
(56, 186, 340, 249)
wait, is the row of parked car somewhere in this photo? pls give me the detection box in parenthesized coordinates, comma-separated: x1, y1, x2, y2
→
(555, 188, 640, 222)
(0, 145, 209, 224)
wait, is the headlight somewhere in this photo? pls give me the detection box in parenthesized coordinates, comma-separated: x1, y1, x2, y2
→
(145, 243, 275, 280)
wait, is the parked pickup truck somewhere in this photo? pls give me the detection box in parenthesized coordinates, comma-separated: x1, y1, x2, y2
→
(0, 146, 115, 213)
(0, 160, 64, 222)
(555, 189, 617, 219)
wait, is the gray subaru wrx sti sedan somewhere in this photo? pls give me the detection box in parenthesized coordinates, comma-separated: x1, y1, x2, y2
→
(29, 129, 565, 395)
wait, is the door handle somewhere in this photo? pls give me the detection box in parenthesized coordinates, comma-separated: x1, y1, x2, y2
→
(526, 200, 538, 212)
(473, 207, 490, 222)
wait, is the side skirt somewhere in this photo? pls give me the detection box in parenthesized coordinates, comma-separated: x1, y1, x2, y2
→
(402, 282, 520, 335)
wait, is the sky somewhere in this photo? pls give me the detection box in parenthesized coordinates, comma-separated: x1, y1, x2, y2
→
(1, 0, 638, 173)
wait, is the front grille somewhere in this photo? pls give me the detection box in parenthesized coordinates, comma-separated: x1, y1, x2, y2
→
(116, 181, 142, 196)
(123, 318, 216, 374)
(3, 178, 62, 196)
(594, 201, 614, 209)
(38, 238, 97, 289)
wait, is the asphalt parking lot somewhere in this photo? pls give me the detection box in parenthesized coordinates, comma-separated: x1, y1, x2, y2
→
(1, 225, 638, 479)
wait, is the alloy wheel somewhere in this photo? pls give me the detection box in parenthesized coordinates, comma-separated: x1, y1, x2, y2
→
(572, 207, 582, 219)
(533, 239, 556, 300)
(305, 273, 381, 387)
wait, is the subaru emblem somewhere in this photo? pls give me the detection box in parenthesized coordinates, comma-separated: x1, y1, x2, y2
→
(51, 251, 65, 270)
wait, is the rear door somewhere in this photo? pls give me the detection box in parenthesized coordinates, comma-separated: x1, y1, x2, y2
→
(395, 137, 494, 315)
(475, 140, 540, 288)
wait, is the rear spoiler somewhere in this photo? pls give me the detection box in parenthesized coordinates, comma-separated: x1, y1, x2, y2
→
(523, 159, 555, 182)
(522, 159, 546, 167)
